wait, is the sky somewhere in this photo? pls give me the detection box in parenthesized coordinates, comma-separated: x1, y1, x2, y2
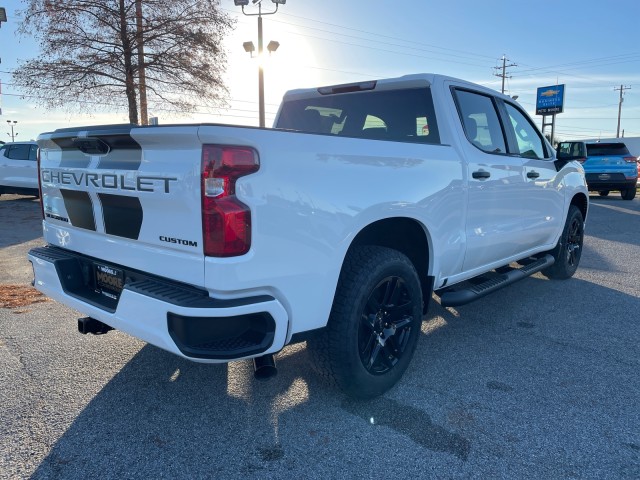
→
(1, 0, 640, 142)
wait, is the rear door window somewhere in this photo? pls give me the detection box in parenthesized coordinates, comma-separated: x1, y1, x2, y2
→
(453, 89, 507, 154)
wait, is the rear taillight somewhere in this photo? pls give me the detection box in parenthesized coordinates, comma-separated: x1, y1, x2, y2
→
(201, 145, 259, 257)
(623, 156, 638, 163)
(575, 157, 587, 163)
(36, 146, 44, 219)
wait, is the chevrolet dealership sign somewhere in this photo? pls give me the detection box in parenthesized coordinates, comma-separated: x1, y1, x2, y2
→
(536, 85, 565, 115)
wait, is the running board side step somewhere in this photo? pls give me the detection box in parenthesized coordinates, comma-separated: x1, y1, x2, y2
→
(438, 254, 555, 307)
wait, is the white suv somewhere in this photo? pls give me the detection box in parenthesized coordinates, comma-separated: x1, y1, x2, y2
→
(0, 141, 39, 197)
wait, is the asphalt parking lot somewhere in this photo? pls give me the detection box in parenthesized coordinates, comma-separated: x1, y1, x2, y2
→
(1, 192, 639, 479)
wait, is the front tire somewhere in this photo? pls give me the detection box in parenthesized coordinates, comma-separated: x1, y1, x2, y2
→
(621, 188, 636, 200)
(309, 246, 423, 399)
(542, 205, 584, 279)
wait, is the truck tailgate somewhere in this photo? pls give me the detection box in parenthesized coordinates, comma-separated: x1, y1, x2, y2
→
(38, 125, 205, 286)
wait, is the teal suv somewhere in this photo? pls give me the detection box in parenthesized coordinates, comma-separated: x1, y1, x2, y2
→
(557, 141, 638, 200)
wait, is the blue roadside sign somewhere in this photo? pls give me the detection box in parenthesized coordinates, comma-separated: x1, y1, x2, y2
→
(536, 85, 565, 115)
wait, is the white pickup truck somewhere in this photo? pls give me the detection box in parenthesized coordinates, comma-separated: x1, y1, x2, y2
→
(29, 74, 588, 398)
(0, 141, 40, 197)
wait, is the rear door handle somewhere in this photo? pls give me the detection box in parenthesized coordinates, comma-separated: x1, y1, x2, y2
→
(527, 171, 540, 179)
(472, 170, 491, 180)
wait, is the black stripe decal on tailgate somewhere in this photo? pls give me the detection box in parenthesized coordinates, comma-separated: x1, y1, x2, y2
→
(98, 193, 143, 240)
(60, 190, 96, 231)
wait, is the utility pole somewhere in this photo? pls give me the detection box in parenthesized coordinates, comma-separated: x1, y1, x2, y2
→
(494, 55, 517, 94)
(614, 85, 630, 138)
(135, 0, 148, 125)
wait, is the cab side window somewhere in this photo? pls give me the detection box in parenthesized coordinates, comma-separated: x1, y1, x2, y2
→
(454, 89, 506, 154)
(6, 144, 33, 161)
(504, 103, 548, 159)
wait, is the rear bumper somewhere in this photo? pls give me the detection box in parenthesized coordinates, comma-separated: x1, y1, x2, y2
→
(28, 246, 289, 362)
(585, 173, 637, 191)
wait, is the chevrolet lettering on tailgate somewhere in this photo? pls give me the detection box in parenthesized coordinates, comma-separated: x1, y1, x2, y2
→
(41, 170, 178, 193)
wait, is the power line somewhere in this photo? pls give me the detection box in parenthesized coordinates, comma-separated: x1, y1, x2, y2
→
(229, 7, 498, 62)
(515, 53, 640, 76)
(0, 90, 279, 117)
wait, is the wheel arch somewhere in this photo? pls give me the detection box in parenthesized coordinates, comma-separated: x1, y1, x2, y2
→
(570, 192, 588, 221)
(345, 217, 433, 313)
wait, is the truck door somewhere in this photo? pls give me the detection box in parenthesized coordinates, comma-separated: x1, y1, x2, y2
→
(1, 143, 37, 188)
(451, 87, 527, 272)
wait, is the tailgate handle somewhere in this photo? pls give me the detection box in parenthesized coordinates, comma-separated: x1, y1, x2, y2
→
(472, 170, 490, 180)
(72, 137, 111, 156)
(527, 171, 540, 179)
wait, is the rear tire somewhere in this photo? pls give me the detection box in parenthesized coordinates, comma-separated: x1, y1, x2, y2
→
(621, 188, 636, 200)
(308, 246, 423, 399)
(542, 205, 584, 279)
(598, 190, 609, 197)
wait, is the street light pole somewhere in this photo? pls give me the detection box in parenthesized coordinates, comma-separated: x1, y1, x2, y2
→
(257, 9, 265, 127)
(6, 120, 17, 142)
(235, 0, 286, 128)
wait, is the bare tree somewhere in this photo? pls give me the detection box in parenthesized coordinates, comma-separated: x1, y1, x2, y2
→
(12, 0, 233, 124)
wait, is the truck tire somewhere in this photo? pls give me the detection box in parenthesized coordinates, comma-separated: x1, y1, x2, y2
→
(621, 188, 636, 200)
(598, 190, 609, 197)
(542, 205, 584, 280)
(308, 246, 423, 399)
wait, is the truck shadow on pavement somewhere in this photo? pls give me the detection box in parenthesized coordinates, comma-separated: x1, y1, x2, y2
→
(28, 273, 639, 479)
(30, 343, 470, 479)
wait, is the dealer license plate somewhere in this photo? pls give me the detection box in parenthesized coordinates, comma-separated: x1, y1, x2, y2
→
(95, 263, 124, 300)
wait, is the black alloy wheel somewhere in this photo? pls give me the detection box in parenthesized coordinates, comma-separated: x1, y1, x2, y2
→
(542, 205, 584, 279)
(565, 212, 583, 269)
(308, 246, 423, 399)
(358, 276, 415, 375)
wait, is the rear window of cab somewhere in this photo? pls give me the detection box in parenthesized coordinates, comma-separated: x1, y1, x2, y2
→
(586, 143, 630, 156)
(276, 87, 440, 145)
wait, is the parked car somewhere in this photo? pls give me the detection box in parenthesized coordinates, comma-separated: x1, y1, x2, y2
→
(557, 141, 637, 200)
(0, 141, 39, 197)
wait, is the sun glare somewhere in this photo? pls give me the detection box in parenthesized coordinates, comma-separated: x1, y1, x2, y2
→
(223, 16, 318, 125)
